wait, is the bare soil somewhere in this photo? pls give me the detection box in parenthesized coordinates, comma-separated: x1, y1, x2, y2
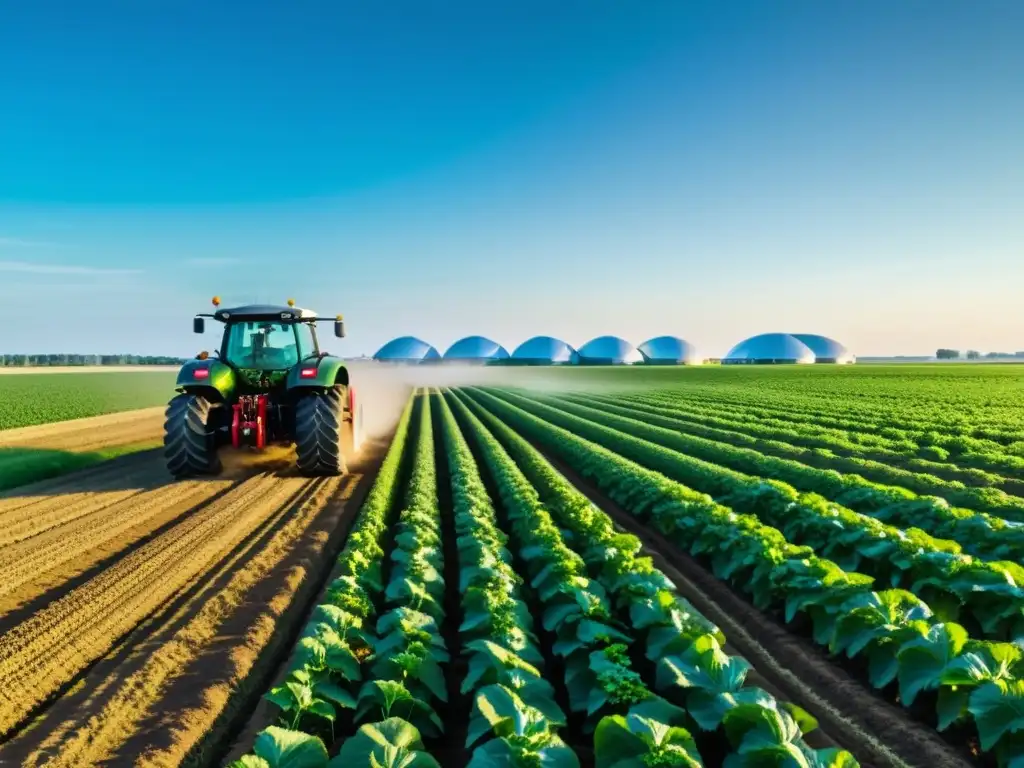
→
(538, 451, 975, 768)
(0, 407, 165, 453)
(0, 433, 388, 768)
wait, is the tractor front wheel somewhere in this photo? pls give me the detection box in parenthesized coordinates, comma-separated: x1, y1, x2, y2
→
(295, 387, 348, 476)
(164, 393, 222, 478)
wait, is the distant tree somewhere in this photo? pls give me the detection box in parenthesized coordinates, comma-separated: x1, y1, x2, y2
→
(936, 348, 960, 360)
(0, 354, 187, 367)
(967, 350, 981, 360)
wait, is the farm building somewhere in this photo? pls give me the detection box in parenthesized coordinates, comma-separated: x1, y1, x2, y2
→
(509, 336, 579, 365)
(791, 334, 856, 364)
(443, 335, 510, 363)
(638, 336, 702, 365)
(722, 333, 816, 365)
(576, 336, 644, 365)
(373, 336, 442, 364)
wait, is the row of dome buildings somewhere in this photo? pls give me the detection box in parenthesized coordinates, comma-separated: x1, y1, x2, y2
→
(371, 333, 855, 365)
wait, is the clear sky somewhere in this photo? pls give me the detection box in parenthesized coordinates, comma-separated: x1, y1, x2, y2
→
(0, 1, 1021, 358)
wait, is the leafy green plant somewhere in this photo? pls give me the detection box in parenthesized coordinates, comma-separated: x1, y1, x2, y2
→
(335, 718, 441, 767)
(355, 680, 443, 739)
(460, 386, 1024, 762)
(594, 707, 702, 768)
(229, 726, 329, 768)
(266, 669, 355, 731)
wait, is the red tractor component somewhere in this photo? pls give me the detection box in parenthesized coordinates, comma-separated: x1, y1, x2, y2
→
(231, 394, 268, 449)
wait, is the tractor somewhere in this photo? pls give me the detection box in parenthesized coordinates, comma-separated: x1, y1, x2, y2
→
(163, 297, 362, 478)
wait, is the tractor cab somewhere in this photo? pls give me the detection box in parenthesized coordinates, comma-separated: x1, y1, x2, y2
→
(165, 297, 360, 479)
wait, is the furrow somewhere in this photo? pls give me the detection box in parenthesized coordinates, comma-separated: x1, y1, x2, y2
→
(0, 478, 233, 604)
(0, 472, 310, 736)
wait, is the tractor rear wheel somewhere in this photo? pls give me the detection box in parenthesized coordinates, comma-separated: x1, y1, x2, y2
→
(295, 386, 347, 476)
(164, 393, 222, 478)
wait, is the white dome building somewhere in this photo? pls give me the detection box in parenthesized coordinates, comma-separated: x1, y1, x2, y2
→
(373, 336, 441, 364)
(576, 336, 643, 365)
(791, 334, 856, 364)
(442, 335, 510, 363)
(638, 336, 702, 365)
(510, 336, 578, 365)
(722, 333, 816, 365)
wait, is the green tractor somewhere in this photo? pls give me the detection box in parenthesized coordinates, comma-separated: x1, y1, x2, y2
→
(164, 297, 362, 479)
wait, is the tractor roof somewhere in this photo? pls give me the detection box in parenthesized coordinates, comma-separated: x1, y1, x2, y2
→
(213, 304, 319, 322)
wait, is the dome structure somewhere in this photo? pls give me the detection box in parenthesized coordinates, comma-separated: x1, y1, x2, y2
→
(638, 336, 702, 365)
(576, 336, 643, 365)
(722, 333, 815, 365)
(442, 335, 510, 363)
(510, 336, 578, 365)
(373, 336, 441, 364)
(791, 334, 856, 364)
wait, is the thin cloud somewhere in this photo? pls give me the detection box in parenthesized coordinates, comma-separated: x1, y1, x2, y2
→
(0, 260, 142, 275)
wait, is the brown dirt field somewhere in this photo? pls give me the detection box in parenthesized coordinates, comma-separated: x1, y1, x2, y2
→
(0, 366, 180, 376)
(0, 407, 164, 453)
(537, 451, 974, 768)
(0, 433, 389, 768)
(0, 475, 233, 616)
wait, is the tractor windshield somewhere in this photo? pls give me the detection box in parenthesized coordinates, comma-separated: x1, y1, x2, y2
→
(294, 322, 317, 360)
(224, 321, 303, 370)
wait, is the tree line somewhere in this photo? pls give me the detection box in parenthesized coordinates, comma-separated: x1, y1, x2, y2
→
(0, 354, 187, 367)
(936, 349, 1024, 360)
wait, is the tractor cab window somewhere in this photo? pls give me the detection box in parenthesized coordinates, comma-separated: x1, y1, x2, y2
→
(294, 322, 318, 360)
(224, 321, 301, 369)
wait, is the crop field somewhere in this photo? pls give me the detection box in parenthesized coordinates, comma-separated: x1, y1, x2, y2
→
(1, 364, 1023, 767)
(0, 371, 177, 431)
(220, 367, 1023, 768)
(0, 371, 176, 489)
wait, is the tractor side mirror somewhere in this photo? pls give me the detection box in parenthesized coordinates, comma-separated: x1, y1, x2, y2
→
(193, 317, 205, 334)
(334, 319, 346, 338)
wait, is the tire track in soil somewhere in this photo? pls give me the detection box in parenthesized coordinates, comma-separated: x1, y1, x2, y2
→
(0, 439, 390, 768)
(0, 408, 164, 453)
(4, 477, 343, 767)
(532, 446, 974, 768)
(0, 471, 313, 739)
(0, 476, 235, 619)
(0, 450, 162, 513)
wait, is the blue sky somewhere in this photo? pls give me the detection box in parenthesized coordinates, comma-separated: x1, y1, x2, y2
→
(0, 1, 1021, 357)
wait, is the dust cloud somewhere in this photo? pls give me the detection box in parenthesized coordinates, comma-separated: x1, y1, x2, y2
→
(345, 361, 631, 440)
(219, 442, 299, 476)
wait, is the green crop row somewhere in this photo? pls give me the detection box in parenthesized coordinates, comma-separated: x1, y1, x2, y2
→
(449, 388, 856, 767)
(650, 389, 1024, 480)
(487, 389, 1024, 643)
(607, 392, 1014, 492)
(645, 387, 1024, 466)
(560, 392, 1024, 559)
(463, 387, 1024, 765)
(229, 393, 444, 768)
(435, 391, 577, 765)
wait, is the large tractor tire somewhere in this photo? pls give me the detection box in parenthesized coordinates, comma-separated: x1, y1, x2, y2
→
(295, 386, 347, 476)
(164, 393, 222, 478)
